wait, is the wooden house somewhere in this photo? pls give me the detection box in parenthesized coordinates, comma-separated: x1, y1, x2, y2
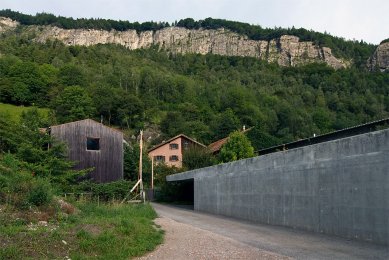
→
(148, 134, 206, 168)
(50, 119, 123, 183)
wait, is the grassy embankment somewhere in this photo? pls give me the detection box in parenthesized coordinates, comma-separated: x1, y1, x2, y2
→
(0, 103, 49, 122)
(0, 202, 163, 259)
(0, 151, 163, 259)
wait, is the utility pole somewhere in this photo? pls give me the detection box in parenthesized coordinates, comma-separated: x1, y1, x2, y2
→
(139, 130, 145, 202)
(151, 156, 154, 190)
(120, 129, 146, 204)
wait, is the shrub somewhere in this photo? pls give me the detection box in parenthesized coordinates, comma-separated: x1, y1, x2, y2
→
(0, 154, 54, 208)
(182, 146, 216, 170)
(28, 178, 52, 206)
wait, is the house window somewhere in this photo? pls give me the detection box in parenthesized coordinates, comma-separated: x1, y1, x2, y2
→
(169, 143, 179, 150)
(169, 155, 179, 162)
(87, 137, 100, 150)
(154, 155, 165, 163)
(183, 140, 190, 150)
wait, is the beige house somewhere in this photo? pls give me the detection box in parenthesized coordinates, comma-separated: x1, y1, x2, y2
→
(148, 134, 206, 168)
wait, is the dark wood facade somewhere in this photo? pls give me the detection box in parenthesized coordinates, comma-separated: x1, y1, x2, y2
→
(50, 119, 123, 183)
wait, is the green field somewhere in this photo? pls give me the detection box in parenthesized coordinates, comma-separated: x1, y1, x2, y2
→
(0, 103, 50, 122)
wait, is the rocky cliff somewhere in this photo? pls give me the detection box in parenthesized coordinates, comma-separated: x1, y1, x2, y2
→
(0, 17, 349, 69)
(368, 42, 389, 72)
(33, 26, 349, 69)
(0, 17, 18, 32)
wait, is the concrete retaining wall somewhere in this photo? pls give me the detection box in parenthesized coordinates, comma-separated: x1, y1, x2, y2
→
(167, 129, 389, 245)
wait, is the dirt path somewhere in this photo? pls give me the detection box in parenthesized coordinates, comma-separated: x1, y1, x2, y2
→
(137, 217, 289, 260)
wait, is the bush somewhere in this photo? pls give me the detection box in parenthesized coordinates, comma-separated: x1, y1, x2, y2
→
(0, 154, 54, 208)
(28, 178, 52, 206)
(182, 146, 216, 170)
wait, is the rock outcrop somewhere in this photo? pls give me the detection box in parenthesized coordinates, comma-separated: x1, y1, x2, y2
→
(34, 26, 348, 69)
(0, 17, 19, 32)
(368, 42, 389, 72)
(0, 16, 349, 69)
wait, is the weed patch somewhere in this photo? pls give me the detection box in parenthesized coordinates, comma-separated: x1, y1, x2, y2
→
(0, 202, 163, 259)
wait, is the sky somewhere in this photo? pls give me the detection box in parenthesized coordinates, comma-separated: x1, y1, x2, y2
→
(1, 0, 388, 44)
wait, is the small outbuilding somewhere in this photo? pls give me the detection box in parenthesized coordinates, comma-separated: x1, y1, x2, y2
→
(50, 119, 123, 183)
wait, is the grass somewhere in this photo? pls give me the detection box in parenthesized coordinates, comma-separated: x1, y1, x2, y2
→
(0, 202, 164, 259)
(0, 103, 49, 122)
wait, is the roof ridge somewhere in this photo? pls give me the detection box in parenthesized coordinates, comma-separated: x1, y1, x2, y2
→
(148, 134, 206, 152)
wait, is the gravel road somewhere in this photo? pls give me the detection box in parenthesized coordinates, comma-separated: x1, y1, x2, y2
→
(137, 217, 289, 260)
(138, 203, 389, 260)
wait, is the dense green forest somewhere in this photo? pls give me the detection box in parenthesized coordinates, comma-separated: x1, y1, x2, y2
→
(0, 22, 388, 151)
(0, 10, 376, 67)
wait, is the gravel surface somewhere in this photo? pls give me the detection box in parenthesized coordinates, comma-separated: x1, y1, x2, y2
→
(137, 217, 289, 260)
(149, 203, 389, 260)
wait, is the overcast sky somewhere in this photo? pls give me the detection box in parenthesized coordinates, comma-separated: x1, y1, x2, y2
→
(2, 0, 388, 44)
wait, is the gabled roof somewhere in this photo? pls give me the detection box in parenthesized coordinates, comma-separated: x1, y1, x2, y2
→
(50, 119, 123, 134)
(148, 134, 206, 153)
(51, 118, 98, 128)
(208, 127, 254, 153)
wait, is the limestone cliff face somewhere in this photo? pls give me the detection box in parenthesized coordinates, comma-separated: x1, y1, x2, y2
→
(368, 42, 389, 72)
(0, 17, 19, 32)
(33, 26, 348, 69)
(0, 16, 349, 69)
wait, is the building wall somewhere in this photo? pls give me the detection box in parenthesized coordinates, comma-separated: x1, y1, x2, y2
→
(51, 119, 123, 183)
(148, 137, 183, 167)
(167, 129, 389, 245)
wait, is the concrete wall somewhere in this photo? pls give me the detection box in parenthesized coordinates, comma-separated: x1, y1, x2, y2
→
(167, 129, 389, 245)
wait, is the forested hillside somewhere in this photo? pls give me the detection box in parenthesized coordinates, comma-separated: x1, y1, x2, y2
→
(0, 17, 388, 150)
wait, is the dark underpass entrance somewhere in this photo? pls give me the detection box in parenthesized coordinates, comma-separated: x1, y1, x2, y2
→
(166, 178, 194, 208)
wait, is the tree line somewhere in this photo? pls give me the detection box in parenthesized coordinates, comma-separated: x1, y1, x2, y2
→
(0, 9, 169, 32)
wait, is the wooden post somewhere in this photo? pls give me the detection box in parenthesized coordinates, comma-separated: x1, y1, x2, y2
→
(139, 130, 143, 184)
(151, 156, 154, 190)
(139, 130, 145, 202)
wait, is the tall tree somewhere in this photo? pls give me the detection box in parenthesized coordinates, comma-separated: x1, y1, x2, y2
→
(52, 86, 95, 123)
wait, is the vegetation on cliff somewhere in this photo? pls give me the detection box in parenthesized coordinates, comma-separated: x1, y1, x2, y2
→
(0, 9, 169, 32)
(380, 38, 389, 44)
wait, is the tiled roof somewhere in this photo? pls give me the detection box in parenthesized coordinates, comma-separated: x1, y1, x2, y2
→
(208, 137, 229, 153)
(208, 127, 254, 153)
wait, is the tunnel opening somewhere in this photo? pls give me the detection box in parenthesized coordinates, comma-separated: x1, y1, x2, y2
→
(156, 178, 194, 209)
(172, 178, 194, 207)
